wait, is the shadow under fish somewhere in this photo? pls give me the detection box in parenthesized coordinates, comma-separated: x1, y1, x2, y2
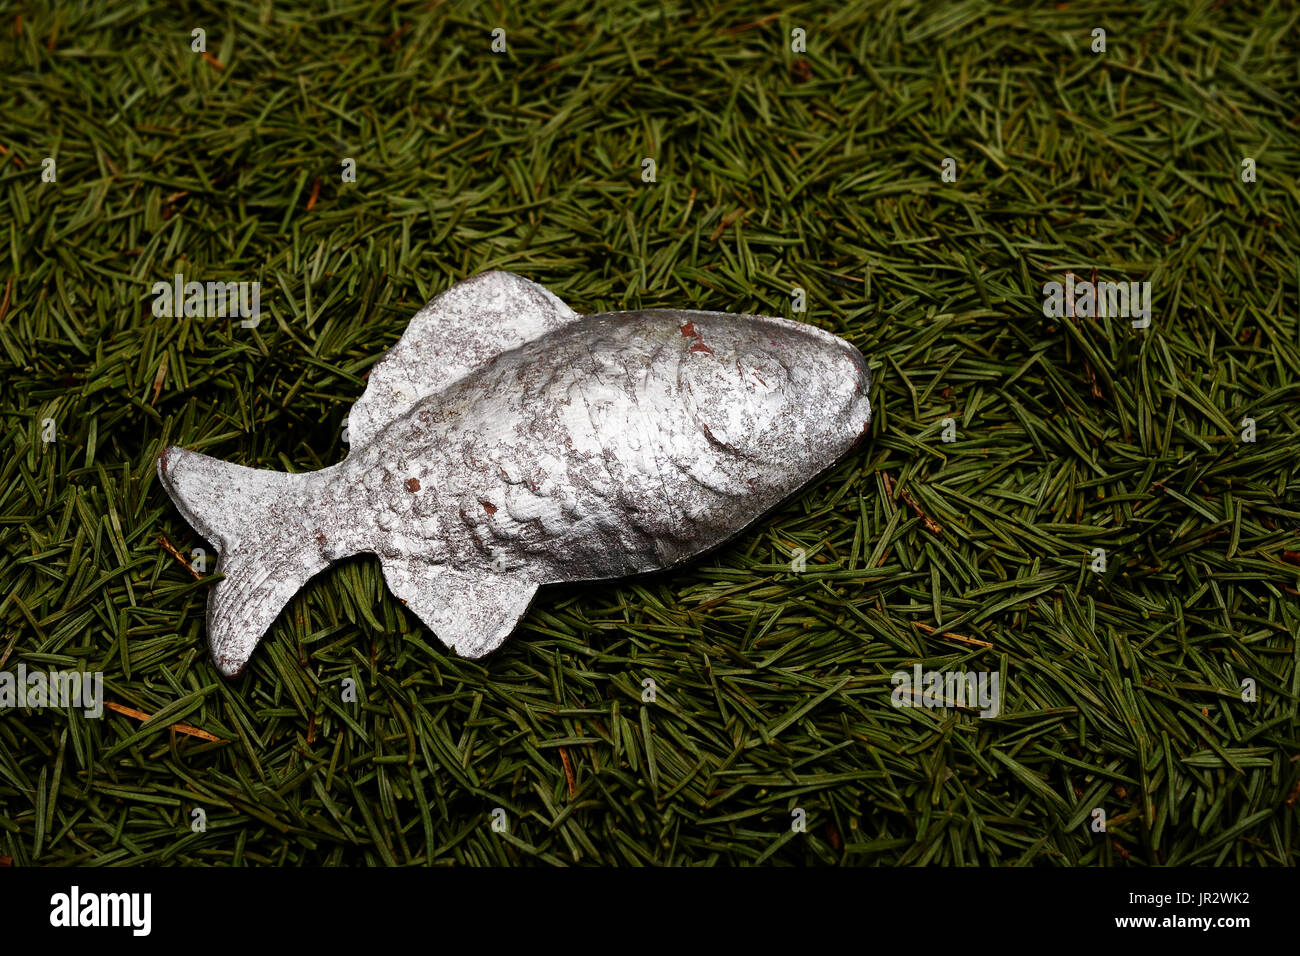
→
(157, 272, 873, 677)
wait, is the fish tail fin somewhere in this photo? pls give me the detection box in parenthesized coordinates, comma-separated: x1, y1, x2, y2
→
(157, 445, 333, 677)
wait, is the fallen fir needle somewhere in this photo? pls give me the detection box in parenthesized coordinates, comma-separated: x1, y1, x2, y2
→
(103, 701, 222, 742)
(157, 535, 201, 580)
(559, 746, 577, 797)
(150, 355, 167, 405)
(0, 631, 17, 669)
(881, 472, 942, 536)
(912, 621, 993, 649)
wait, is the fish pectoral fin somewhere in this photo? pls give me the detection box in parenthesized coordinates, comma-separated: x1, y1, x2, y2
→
(380, 559, 538, 658)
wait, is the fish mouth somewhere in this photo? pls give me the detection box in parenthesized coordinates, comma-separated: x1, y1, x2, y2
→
(849, 396, 874, 450)
(822, 335, 872, 441)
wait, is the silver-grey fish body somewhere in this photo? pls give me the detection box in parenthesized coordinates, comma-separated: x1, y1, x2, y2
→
(158, 273, 872, 676)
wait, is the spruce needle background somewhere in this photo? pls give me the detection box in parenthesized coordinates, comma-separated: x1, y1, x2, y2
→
(1, 1, 1298, 865)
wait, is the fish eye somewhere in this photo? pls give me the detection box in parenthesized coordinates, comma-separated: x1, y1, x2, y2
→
(680, 344, 789, 453)
(734, 347, 789, 392)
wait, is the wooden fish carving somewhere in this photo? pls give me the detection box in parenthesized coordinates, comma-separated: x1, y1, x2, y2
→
(158, 272, 873, 676)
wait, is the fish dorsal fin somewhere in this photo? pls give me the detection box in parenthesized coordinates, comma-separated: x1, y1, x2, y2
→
(381, 558, 538, 658)
(347, 271, 579, 451)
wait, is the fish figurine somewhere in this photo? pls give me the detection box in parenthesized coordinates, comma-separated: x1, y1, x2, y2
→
(158, 272, 873, 676)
